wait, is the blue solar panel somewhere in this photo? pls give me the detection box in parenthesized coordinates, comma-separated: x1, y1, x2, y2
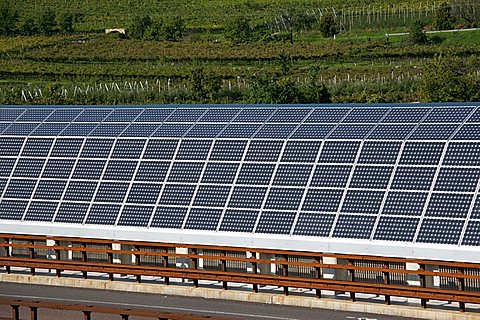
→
(198, 108, 240, 122)
(186, 123, 227, 138)
(290, 124, 335, 139)
(304, 108, 349, 123)
(134, 109, 173, 122)
(60, 123, 97, 136)
(381, 107, 429, 123)
(409, 124, 459, 140)
(342, 108, 388, 123)
(103, 109, 142, 122)
(293, 213, 335, 237)
(267, 108, 310, 123)
(74, 109, 112, 122)
(1, 104, 480, 251)
(45, 109, 82, 122)
(256, 211, 296, 235)
(17, 109, 54, 122)
(30, 123, 69, 136)
(165, 108, 206, 122)
(0, 109, 25, 121)
(232, 108, 274, 122)
(254, 124, 298, 139)
(423, 107, 474, 123)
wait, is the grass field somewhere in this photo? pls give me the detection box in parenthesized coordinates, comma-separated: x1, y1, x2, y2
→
(1, 0, 479, 104)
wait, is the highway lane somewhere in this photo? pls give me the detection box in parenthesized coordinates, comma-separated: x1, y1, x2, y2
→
(0, 282, 420, 320)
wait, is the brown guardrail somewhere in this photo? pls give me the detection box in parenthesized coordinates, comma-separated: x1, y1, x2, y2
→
(1, 233, 479, 313)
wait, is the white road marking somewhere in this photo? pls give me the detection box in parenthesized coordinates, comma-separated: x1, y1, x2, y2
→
(0, 293, 300, 320)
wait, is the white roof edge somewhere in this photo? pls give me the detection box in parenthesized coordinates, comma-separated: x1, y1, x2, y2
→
(1, 221, 480, 264)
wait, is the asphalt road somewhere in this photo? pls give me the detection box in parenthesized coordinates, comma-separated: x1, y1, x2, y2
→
(0, 282, 421, 320)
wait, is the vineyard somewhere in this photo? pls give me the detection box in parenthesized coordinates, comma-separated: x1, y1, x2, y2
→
(1, 0, 480, 104)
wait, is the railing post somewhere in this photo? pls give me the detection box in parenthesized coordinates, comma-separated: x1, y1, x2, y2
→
(221, 250, 228, 290)
(348, 259, 356, 302)
(162, 247, 170, 285)
(5, 237, 10, 274)
(314, 256, 322, 298)
(83, 311, 92, 320)
(191, 248, 198, 288)
(251, 251, 258, 293)
(11, 305, 19, 320)
(134, 245, 141, 283)
(108, 242, 114, 281)
(55, 240, 61, 277)
(29, 239, 35, 276)
(459, 267, 466, 312)
(383, 261, 391, 305)
(419, 263, 427, 309)
(282, 254, 289, 296)
(30, 306, 38, 320)
(81, 242, 88, 279)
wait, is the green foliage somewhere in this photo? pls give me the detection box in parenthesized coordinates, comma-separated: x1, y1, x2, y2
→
(57, 12, 74, 34)
(0, 1, 18, 36)
(186, 66, 221, 101)
(407, 20, 428, 45)
(162, 16, 186, 42)
(18, 15, 37, 36)
(420, 54, 480, 102)
(129, 15, 152, 39)
(433, 3, 455, 30)
(319, 11, 337, 38)
(225, 16, 253, 44)
(37, 8, 56, 35)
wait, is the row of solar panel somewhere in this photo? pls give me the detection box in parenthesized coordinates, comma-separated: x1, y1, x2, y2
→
(1, 106, 480, 124)
(1, 198, 479, 245)
(2, 159, 480, 192)
(1, 175, 478, 216)
(3, 121, 480, 140)
(3, 138, 480, 165)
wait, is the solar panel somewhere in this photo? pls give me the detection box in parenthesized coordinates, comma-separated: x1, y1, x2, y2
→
(3, 104, 480, 255)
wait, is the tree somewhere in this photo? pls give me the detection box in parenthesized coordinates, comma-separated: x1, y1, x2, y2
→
(319, 11, 337, 38)
(0, 1, 18, 36)
(225, 16, 252, 43)
(162, 16, 186, 41)
(187, 66, 221, 101)
(57, 12, 74, 34)
(408, 20, 428, 45)
(420, 54, 480, 102)
(37, 8, 56, 35)
(433, 3, 455, 30)
(18, 15, 37, 36)
(129, 15, 152, 39)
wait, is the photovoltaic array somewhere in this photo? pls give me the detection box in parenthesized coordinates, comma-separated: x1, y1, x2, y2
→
(0, 105, 480, 247)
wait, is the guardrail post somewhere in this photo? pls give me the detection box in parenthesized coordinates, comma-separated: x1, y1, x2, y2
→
(383, 261, 391, 305)
(30, 306, 38, 320)
(162, 247, 170, 285)
(221, 250, 228, 290)
(191, 248, 198, 288)
(459, 267, 466, 312)
(5, 237, 10, 274)
(348, 259, 355, 302)
(419, 264, 427, 309)
(54, 240, 61, 277)
(315, 256, 322, 298)
(11, 305, 19, 320)
(29, 239, 35, 276)
(251, 251, 258, 293)
(81, 242, 88, 279)
(108, 243, 114, 281)
(83, 311, 92, 320)
(134, 245, 141, 283)
(282, 254, 289, 296)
